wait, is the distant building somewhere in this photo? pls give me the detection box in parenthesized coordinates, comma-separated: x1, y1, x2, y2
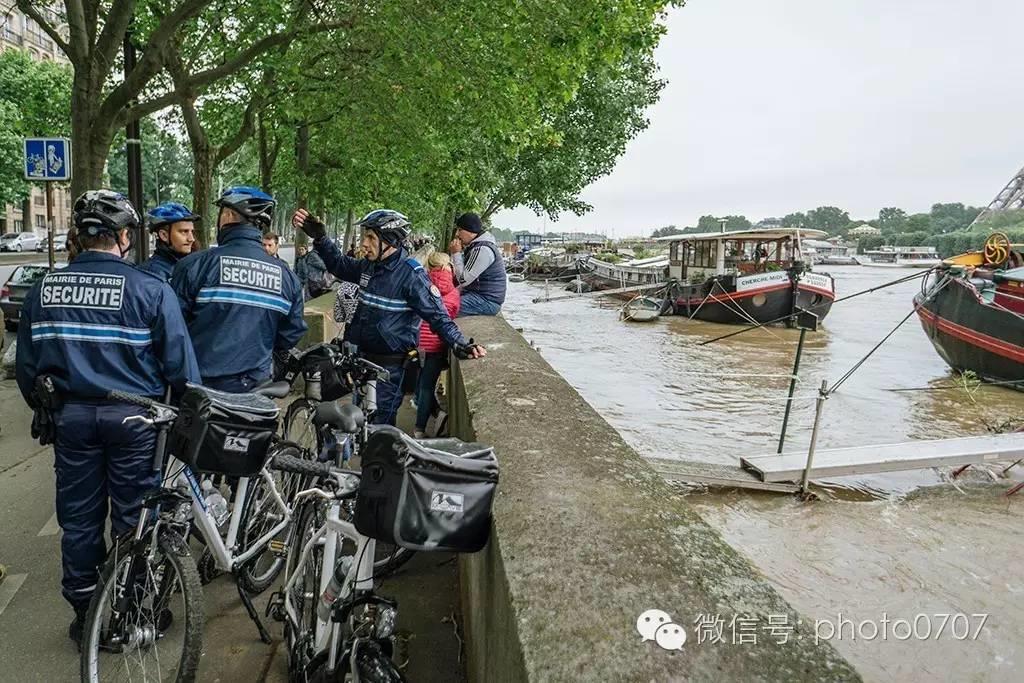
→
(1, 7, 73, 236)
(848, 224, 881, 237)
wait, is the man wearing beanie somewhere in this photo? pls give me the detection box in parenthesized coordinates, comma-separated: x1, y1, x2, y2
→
(448, 212, 507, 316)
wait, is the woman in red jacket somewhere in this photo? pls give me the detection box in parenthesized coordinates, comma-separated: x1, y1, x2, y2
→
(415, 252, 461, 437)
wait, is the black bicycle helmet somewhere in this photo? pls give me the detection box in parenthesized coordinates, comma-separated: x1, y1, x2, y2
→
(357, 209, 411, 248)
(73, 190, 140, 237)
(214, 186, 276, 228)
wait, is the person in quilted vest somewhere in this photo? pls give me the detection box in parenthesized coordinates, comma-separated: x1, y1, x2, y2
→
(414, 252, 460, 437)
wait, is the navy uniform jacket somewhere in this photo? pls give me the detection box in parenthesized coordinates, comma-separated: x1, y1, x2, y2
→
(139, 245, 177, 281)
(171, 225, 307, 382)
(313, 236, 469, 355)
(16, 251, 201, 402)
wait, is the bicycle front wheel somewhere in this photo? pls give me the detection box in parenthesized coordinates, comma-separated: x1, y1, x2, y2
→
(80, 530, 203, 683)
(238, 465, 294, 595)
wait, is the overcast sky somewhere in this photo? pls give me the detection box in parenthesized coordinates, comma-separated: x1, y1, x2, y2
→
(495, 0, 1024, 237)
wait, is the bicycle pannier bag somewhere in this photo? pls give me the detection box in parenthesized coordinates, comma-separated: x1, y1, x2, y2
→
(301, 345, 352, 402)
(354, 426, 499, 553)
(170, 385, 280, 477)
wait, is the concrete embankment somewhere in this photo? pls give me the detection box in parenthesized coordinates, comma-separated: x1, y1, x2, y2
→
(447, 314, 860, 681)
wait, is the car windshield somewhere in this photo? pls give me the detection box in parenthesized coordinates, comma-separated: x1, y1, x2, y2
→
(10, 265, 49, 284)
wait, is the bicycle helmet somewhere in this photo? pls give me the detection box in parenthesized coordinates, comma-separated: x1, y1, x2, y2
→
(214, 186, 276, 228)
(357, 209, 411, 248)
(73, 190, 140, 237)
(147, 202, 200, 232)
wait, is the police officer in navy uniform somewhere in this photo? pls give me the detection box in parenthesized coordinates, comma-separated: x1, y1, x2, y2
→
(172, 186, 307, 392)
(292, 207, 485, 426)
(15, 190, 201, 645)
(140, 202, 199, 280)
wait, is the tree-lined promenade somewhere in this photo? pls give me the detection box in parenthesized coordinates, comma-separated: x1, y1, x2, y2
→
(3, 0, 679, 245)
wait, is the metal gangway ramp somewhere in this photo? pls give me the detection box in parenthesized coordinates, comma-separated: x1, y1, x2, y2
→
(740, 433, 1024, 483)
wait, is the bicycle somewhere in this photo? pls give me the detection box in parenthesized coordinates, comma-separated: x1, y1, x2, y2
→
(280, 342, 416, 576)
(270, 425, 498, 682)
(268, 451, 405, 682)
(80, 385, 295, 682)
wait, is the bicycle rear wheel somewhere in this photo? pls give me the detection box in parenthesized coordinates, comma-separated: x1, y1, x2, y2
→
(284, 398, 322, 457)
(80, 530, 203, 682)
(238, 463, 296, 595)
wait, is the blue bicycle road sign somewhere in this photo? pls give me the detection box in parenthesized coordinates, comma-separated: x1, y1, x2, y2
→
(24, 137, 72, 181)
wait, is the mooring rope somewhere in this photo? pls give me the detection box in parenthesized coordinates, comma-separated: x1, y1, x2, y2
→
(828, 276, 952, 394)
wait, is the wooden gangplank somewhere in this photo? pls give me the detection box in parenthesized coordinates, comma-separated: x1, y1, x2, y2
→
(646, 457, 800, 493)
(531, 281, 664, 304)
(741, 433, 1024, 483)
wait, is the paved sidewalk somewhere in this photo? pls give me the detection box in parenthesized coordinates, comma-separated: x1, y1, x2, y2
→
(0, 379, 464, 682)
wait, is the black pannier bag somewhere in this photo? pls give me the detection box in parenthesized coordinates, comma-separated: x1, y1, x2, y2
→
(302, 344, 352, 402)
(354, 425, 499, 553)
(169, 385, 280, 477)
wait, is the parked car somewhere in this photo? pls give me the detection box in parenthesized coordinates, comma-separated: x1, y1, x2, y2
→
(1, 264, 50, 330)
(0, 232, 41, 252)
(36, 233, 69, 253)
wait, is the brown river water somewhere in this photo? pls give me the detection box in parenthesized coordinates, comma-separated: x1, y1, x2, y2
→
(503, 265, 1023, 682)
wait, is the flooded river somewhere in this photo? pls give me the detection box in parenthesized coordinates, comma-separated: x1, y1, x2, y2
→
(504, 265, 1023, 682)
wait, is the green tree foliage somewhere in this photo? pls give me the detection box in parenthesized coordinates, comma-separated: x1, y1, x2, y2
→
(805, 206, 849, 233)
(0, 49, 72, 209)
(651, 225, 683, 238)
(695, 215, 750, 232)
(482, 46, 665, 220)
(0, 102, 25, 211)
(781, 212, 806, 228)
(107, 119, 194, 212)
(929, 202, 982, 233)
(16, 0, 348, 196)
(877, 207, 907, 234)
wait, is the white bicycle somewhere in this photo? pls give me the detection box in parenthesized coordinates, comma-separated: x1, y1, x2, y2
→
(80, 384, 297, 682)
(268, 450, 407, 682)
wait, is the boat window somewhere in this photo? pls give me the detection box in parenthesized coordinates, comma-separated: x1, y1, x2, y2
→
(687, 240, 717, 268)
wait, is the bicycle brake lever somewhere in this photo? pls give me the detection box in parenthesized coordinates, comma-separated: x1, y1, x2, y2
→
(122, 415, 155, 426)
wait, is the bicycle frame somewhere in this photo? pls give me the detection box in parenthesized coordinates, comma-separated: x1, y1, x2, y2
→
(166, 453, 293, 572)
(283, 491, 378, 672)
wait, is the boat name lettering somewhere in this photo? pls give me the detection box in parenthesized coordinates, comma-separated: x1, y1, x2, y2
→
(736, 271, 790, 292)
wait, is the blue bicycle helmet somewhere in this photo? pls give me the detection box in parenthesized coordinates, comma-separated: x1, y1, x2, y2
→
(214, 186, 276, 228)
(73, 190, 140, 237)
(357, 209, 411, 247)
(147, 202, 200, 232)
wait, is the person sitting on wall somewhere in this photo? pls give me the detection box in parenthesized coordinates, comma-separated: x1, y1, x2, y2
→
(447, 212, 506, 316)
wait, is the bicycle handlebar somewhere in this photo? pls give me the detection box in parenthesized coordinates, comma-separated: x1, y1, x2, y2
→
(271, 453, 335, 480)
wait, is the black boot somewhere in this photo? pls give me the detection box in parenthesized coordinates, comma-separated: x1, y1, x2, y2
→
(68, 607, 88, 651)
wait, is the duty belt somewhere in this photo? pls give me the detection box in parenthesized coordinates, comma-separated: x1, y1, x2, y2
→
(362, 350, 418, 367)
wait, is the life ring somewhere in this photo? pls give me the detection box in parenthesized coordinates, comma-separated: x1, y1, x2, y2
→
(983, 232, 1010, 267)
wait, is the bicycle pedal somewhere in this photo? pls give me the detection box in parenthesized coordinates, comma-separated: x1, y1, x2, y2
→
(269, 540, 288, 558)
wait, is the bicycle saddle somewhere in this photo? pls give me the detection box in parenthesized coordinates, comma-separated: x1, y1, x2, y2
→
(253, 380, 291, 399)
(313, 400, 365, 433)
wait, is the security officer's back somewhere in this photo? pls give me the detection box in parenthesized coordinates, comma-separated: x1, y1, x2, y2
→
(171, 186, 306, 392)
(15, 190, 200, 644)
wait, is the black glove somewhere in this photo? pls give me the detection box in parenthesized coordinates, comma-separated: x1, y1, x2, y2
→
(299, 214, 327, 241)
(453, 338, 480, 360)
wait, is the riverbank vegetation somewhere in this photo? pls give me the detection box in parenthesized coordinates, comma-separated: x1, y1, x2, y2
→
(648, 204, 1024, 258)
